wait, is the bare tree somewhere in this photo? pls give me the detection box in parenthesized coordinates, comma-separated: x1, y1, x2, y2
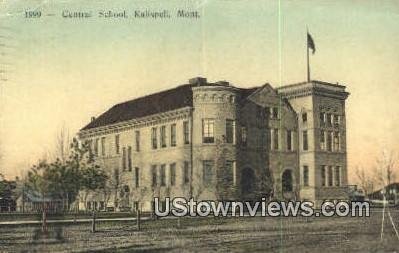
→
(55, 124, 71, 164)
(354, 165, 375, 196)
(374, 150, 397, 190)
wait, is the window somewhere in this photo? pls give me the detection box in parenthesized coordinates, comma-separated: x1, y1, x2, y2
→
(320, 130, 326, 150)
(170, 163, 176, 186)
(335, 166, 340, 186)
(287, 130, 292, 151)
(134, 167, 139, 188)
(203, 160, 214, 185)
(122, 147, 126, 171)
(327, 113, 332, 127)
(160, 126, 166, 148)
(202, 119, 215, 143)
(302, 130, 308, 151)
(282, 170, 293, 192)
(151, 127, 157, 149)
(225, 160, 236, 186)
(87, 139, 93, 156)
(127, 146, 132, 171)
(226, 119, 236, 144)
(303, 166, 309, 186)
(328, 166, 333, 186)
(264, 107, 270, 118)
(160, 164, 166, 186)
(256, 106, 263, 118)
(333, 132, 340, 151)
(135, 130, 140, 152)
(170, 124, 176, 147)
(321, 166, 326, 186)
(327, 131, 332, 151)
(183, 121, 190, 144)
(333, 115, 340, 126)
(302, 112, 307, 123)
(241, 126, 247, 147)
(115, 135, 120, 154)
(271, 107, 278, 119)
(94, 138, 99, 156)
(101, 137, 106, 156)
(273, 128, 279, 150)
(320, 112, 326, 125)
(183, 161, 190, 184)
(151, 165, 157, 187)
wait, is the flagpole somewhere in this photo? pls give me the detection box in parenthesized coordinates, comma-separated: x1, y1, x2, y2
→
(306, 28, 310, 82)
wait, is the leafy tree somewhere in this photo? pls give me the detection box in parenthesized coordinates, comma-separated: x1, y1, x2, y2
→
(25, 138, 107, 211)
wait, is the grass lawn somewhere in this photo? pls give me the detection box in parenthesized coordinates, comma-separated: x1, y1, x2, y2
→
(0, 210, 398, 252)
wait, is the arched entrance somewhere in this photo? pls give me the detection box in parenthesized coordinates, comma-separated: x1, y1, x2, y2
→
(282, 170, 293, 193)
(241, 167, 255, 198)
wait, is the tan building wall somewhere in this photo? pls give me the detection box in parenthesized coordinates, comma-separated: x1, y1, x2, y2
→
(78, 78, 349, 211)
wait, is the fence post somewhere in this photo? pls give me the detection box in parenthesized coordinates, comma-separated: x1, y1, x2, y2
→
(137, 209, 141, 231)
(91, 210, 96, 233)
(42, 208, 47, 233)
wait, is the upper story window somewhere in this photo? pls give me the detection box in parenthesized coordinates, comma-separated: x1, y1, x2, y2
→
(115, 135, 120, 154)
(170, 124, 177, 147)
(160, 126, 167, 148)
(273, 129, 279, 150)
(303, 166, 309, 187)
(286, 130, 293, 151)
(327, 131, 332, 151)
(225, 160, 236, 186)
(328, 166, 333, 186)
(202, 119, 215, 143)
(101, 137, 106, 156)
(203, 160, 214, 186)
(320, 130, 326, 150)
(320, 112, 326, 126)
(151, 165, 157, 187)
(151, 127, 157, 149)
(134, 167, 140, 188)
(241, 126, 247, 147)
(127, 146, 132, 171)
(225, 119, 236, 144)
(302, 130, 308, 151)
(327, 113, 332, 127)
(321, 165, 326, 187)
(272, 107, 279, 119)
(333, 115, 340, 126)
(335, 166, 341, 186)
(122, 147, 126, 171)
(183, 161, 190, 184)
(160, 164, 166, 186)
(94, 138, 99, 156)
(302, 112, 307, 123)
(170, 163, 176, 186)
(183, 121, 190, 144)
(135, 130, 140, 152)
(333, 132, 340, 151)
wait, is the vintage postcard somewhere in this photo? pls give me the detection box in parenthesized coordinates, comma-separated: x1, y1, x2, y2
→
(0, 0, 398, 252)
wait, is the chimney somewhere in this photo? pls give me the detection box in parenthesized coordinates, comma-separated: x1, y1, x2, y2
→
(91, 117, 96, 122)
(189, 77, 207, 86)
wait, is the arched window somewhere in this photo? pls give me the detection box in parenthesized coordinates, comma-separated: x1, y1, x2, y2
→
(282, 170, 293, 192)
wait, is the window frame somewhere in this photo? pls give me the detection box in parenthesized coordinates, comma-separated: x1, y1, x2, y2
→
(202, 119, 215, 143)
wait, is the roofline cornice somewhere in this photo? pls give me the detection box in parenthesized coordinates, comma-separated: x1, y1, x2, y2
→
(79, 106, 193, 139)
(278, 86, 350, 100)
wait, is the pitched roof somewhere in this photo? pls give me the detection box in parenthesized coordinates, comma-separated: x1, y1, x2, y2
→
(81, 83, 259, 131)
(82, 84, 195, 130)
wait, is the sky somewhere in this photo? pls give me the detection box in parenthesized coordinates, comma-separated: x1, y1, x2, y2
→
(0, 0, 398, 182)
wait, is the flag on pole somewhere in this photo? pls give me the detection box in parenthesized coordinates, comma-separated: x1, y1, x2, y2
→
(307, 32, 316, 54)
